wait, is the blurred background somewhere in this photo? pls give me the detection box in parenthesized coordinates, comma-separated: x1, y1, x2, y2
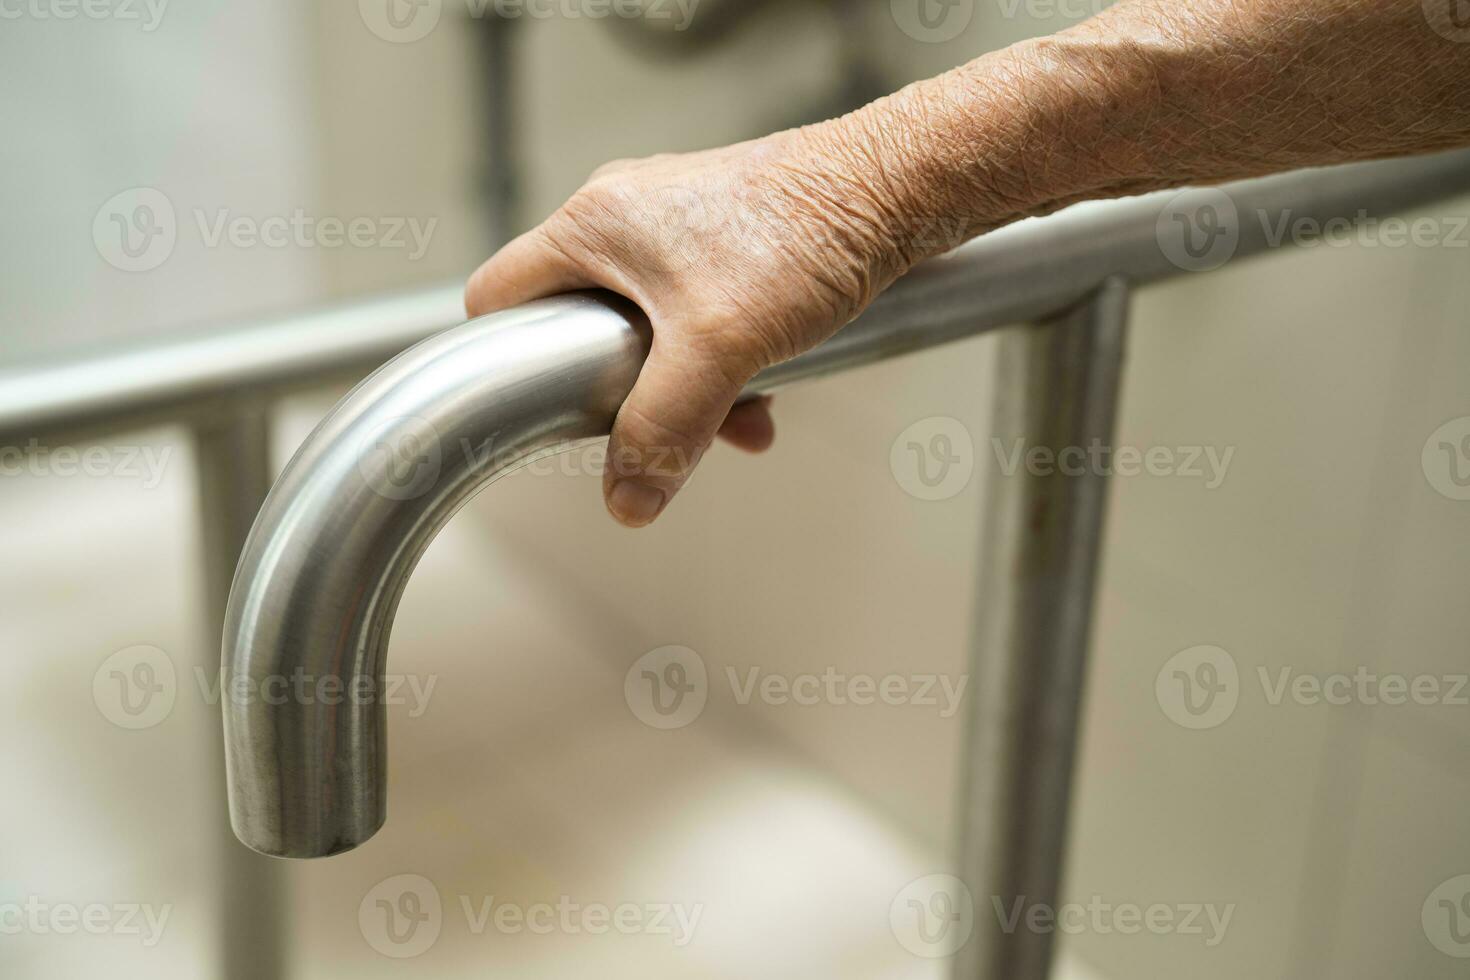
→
(2, 1, 1468, 977)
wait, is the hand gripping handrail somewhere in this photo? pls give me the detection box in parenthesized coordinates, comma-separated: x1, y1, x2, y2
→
(222, 150, 1470, 857)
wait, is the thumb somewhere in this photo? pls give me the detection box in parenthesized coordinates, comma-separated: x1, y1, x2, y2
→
(603, 338, 752, 528)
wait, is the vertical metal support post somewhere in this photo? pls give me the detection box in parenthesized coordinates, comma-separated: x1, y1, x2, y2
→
(195, 409, 286, 980)
(474, 11, 521, 250)
(952, 278, 1131, 980)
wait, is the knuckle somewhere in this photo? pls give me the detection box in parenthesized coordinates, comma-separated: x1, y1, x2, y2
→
(556, 183, 642, 254)
(570, 161, 647, 215)
(588, 157, 634, 181)
(532, 213, 598, 272)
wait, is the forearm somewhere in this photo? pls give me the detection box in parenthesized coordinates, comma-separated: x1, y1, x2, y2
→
(466, 0, 1468, 526)
(827, 0, 1470, 266)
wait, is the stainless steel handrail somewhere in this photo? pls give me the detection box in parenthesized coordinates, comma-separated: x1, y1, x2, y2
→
(0, 286, 466, 446)
(208, 148, 1470, 857)
(3, 148, 1468, 980)
(4, 148, 1467, 446)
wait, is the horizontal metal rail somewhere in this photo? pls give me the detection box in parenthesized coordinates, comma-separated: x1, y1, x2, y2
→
(203, 149, 1470, 860)
(0, 286, 465, 445)
(4, 148, 1468, 446)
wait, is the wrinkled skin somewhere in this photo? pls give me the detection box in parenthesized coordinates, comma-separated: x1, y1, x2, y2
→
(466, 0, 1470, 527)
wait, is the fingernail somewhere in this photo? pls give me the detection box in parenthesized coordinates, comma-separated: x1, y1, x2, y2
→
(609, 480, 667, 527)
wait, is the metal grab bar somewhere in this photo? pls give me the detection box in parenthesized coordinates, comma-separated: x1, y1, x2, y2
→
(0, 148, 1460, 980)
(4, 148, 1468, 447)
(223, 292, 652, 856)
(216, 148, 1470, 859)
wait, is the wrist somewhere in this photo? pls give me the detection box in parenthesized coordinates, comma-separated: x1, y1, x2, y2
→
(766, 117, 933, 307)
(835, 33, 1169, 260)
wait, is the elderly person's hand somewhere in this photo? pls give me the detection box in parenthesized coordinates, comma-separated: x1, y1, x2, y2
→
(465, 126, 923, 526)
(467, 0, 1470, 527)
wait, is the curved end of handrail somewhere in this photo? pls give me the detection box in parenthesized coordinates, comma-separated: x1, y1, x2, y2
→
(218, 150, 1470, 859)
(221, 291, 650, 858)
